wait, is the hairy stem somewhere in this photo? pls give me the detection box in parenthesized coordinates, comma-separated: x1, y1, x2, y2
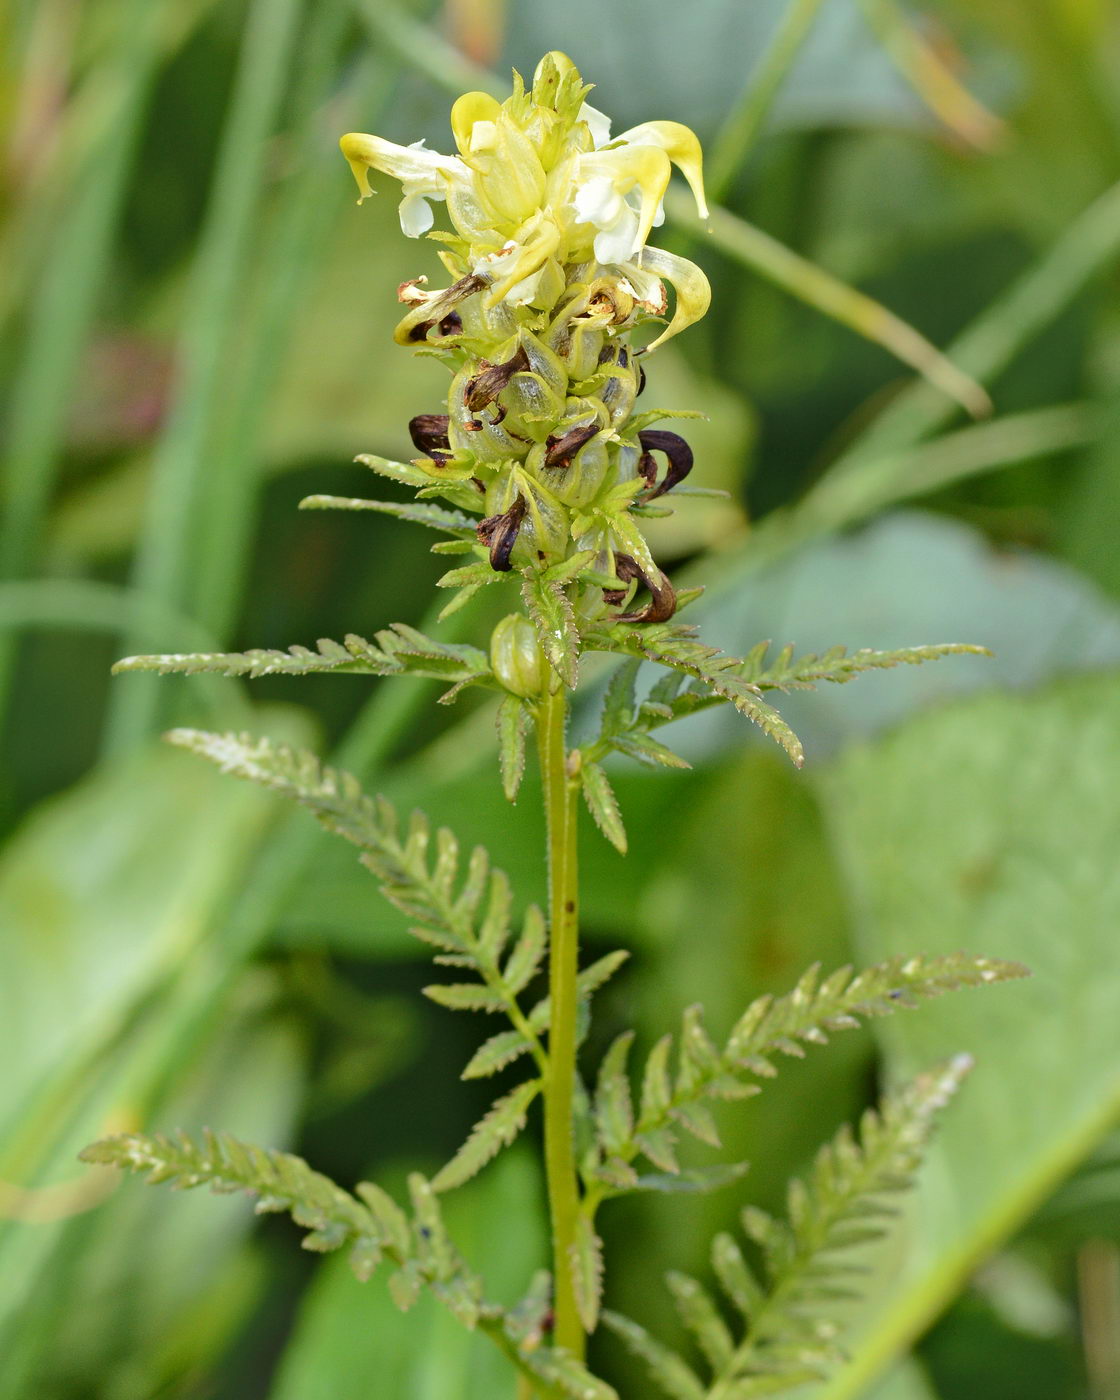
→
(537, 678, 584, 1359)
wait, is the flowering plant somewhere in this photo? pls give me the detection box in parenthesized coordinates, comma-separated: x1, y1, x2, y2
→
(83, 53, 1025, 1398)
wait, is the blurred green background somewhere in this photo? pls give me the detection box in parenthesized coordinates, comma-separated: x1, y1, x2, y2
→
(3, 0, 1120, 1396)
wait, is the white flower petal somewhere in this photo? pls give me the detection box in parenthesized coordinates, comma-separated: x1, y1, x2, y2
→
(398, 192, 435, 238)
(579, 102, 613, 149)
(593, 206, 640, 265)
(573, 175, 622, 227)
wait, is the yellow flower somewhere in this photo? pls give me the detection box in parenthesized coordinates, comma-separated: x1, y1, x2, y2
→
(340, 52, 711, 349)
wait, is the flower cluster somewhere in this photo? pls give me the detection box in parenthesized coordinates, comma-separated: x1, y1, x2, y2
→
(340, 52, 711, 677)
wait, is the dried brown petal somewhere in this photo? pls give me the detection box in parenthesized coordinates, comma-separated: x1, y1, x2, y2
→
(544, 423, 599, 470)
(637, 429, 692, 499)
(409, 414, 451, 462)
(611, 552, 677, 624)
(465, 345, 531, 413)
(477, 495, 527, 572)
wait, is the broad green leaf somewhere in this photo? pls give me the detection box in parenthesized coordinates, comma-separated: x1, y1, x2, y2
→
(5, 1011, 303, 1400)
(813, 672, 1120, 1397)
(686, 513, 1120, 764)
(0, 746, 273, 1146)
(864, 1358, 943, 1400)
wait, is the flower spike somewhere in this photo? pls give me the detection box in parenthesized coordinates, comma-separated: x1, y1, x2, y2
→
(342, 55, 713, 677)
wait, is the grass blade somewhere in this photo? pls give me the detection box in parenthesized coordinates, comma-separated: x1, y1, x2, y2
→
(189, 7, 386, 640)
(104, 0, 306, 755)
(0, 0, 191, 728)
(665, 191, 990, 419)
(856, 0, 1005, 151)
(706, 0, 831, 201)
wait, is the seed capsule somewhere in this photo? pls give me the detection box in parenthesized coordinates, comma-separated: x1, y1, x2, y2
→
(490, 613, 545, 698)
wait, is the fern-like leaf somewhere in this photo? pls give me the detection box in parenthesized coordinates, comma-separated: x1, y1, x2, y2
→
(570, 1214, 606, 1333)
(581, 633, 990, 775)
(299, 494, 477, 535)
(522, 569, 579, 688)
(80, 1130, 401, 1280)
(582, 620, 803, 766)
(601, 1311, 706, 1400)
(113, 635, 383, 678)
(167, 731, 549, 1077)
(115, 625, 492, 702)
(588, 954, 1026, 1184)
(700, 1057, 974, 1395)
(497, 694, 530, 801)
(581, 761, 628, 854)
(607, 1058, 971, 1398)
(741, 640, 990, 692)
(432, 1079, 542, 1192)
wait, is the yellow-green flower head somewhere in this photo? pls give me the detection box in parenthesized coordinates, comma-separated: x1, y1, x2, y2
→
(339, 53, 710, 350)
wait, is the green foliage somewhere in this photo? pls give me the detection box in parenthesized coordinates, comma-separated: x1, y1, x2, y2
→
(432, 1079, 543, 1192)
(604, 1058, 972, 1397)
(80, 1130, 409, 1281)
(496, 694, 531, 802)
(114, 626, 493, 703)
(584, 617, 806, 767)
(579, 760, 628, 853)
(570, 1215, 606, 1334)
(79, 1130, 616, 1398)
(739, 642, 991, 692)
(811, 672, 1120, 1399)
(14, 0, 1114, 1393)
(584, 954, 1026, 1188)
(165, 729, 549, 1083)
(298, 493, 478, 536)
(580, 640, 990, 789)
(521, 570, 580, 688)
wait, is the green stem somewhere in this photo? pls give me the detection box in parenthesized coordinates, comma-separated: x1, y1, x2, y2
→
(536, 678, 584, 1360)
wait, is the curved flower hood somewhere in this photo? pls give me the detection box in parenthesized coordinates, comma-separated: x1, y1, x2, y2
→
(339, 52, 710, 351)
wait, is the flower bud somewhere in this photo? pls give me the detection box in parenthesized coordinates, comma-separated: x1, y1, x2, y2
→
(490, 614, 545, 698)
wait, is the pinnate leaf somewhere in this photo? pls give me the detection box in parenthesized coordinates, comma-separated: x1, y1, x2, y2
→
(570, 1214, 606, 1333)
(431, 1079, 542, 1192)
(581, 761, 627, 853)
